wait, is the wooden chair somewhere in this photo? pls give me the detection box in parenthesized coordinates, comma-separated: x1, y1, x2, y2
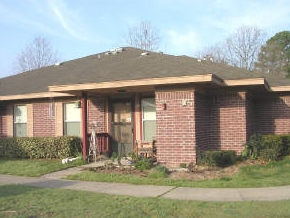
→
(136, 140, 155, 158)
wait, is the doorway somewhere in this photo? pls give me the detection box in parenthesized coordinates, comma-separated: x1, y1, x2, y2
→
(110, 101, 133, 156)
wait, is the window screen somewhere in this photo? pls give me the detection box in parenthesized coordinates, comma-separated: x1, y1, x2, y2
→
(64, 103, 80, 136)
(142, 98, 156, 141)
(14, 105, 27, 137)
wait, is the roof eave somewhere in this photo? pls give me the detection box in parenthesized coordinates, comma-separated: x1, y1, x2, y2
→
(224, 78, 271, 91)
(48, 74, 218, 93)
(0, 92, 74, 101)
(271, 86, 290, 92)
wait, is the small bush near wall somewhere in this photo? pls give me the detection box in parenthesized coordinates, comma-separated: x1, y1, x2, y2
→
(0, 136, 81, 159)
(197, 150, 237, 167)
(243, 134, 290, 162)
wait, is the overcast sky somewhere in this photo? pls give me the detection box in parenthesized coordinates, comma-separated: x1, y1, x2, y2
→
(0, 0, 289, 78)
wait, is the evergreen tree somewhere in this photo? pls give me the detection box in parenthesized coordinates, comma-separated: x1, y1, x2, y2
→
(256, 31, 290, 77)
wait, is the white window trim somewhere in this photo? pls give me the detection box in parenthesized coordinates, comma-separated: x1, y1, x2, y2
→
(63, 102, 81, 136)
(14, 105, 27, 137)
(141, 98, 156, 141)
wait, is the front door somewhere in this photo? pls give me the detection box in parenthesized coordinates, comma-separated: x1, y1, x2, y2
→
(111, 101, 133, 156)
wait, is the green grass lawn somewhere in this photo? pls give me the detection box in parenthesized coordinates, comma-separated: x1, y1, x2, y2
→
(1, 156, 290, 188)
(0, 184, 290, 218)
(67, 156, 290, 188)
(0, 158, 85, 177)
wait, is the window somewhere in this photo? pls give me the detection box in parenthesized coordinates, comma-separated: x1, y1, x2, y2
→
(14, 105, 27, 137)
(142, 98, 156, 141)
(64, 102, 80, 136)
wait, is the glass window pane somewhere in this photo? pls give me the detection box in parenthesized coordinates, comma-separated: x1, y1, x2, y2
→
(14, 105, 27, 123)
(142, 98, 156, 120)
(113, 102, 131, 123)
(64, 122, 80, 136)
(64, 103, 81, 137)
(65, 103, 80, 121)
(14, 123, 27, 137)
(143, 120, 156, 141)
(142, 98, 156, 141)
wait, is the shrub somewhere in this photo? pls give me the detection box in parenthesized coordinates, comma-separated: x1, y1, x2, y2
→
(242, 133, 262, 159)
(259, 148, 280, 162)
(282, 134, 290, 156)
(197, 150, 237, 167)
(147, 165, 169, 179)
(243, 134, 290, 162)
(0, 136, 81, 159)
(180, 163, 187, 168)
(134, 158, 154, 171)
(260, 135, 283, 161)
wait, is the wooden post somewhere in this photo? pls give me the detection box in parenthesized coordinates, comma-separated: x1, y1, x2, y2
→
(81, 92, 88, 160)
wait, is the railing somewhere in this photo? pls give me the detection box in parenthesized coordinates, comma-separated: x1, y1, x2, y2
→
(87, 132, 109, 154)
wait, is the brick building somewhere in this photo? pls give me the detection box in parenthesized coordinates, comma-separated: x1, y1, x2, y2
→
(1, 47, 290, 167)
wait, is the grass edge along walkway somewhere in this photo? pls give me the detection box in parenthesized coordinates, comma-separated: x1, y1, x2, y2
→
(67, 156, 290, 188)
(1, 183, 290, 218)
(1, 174, 290, 202)
(0, 158, 85, 177)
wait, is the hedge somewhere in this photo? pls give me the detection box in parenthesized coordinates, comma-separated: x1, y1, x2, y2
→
(197, 150, 237, 167)
(0, 136, 82, 159)
(243, 134, 290, 161)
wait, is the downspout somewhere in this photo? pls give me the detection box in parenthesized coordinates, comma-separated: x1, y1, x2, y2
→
(81, 92, 88, 160)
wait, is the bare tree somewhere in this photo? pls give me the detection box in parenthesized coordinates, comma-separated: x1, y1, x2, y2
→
(196, 44, 227, 64)
(14, 36, 60, 73)
(223, 26, 266, 70)
(199, 26, 266, 70)
(126, 21, 160, 51)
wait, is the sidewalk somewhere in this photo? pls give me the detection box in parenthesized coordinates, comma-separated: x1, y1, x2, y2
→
(1, 164, 290, 202)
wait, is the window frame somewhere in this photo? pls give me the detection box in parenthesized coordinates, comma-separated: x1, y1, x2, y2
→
(141, 98, 156, 141)
(63, 102, 81, 136)
(13, 104, 27, 137)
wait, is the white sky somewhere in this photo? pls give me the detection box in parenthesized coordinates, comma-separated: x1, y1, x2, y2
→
(0, 0, 289, 77)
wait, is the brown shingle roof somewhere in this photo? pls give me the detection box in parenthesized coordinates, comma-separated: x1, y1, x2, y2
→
(0, 47, 289, 96)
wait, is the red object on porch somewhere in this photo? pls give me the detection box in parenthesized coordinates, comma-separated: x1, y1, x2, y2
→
(87, 133, 109, 154)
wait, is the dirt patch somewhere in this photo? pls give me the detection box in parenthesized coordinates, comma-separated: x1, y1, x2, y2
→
(169, 165, 239, 181)
(89, 159, 263, 181)
(90, 165, 148, 177)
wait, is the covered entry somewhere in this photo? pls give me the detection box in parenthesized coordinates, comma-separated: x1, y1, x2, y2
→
(110, 101, 133, 156)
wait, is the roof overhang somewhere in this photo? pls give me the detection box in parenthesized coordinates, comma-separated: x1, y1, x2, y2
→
(48, 74, 222, 93)
(271, 86, 290, 92)
(0, 75, 287, 101)
(0, 92, 74, 101)
(224, 78, 271, 91)
(48, 74, 273, 94)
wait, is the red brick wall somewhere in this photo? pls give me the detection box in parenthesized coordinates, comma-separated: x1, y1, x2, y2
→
(246, 94, 254, 139)
(209, 92, 248, 154)
(0, 103, 13, 137)
(194, 92, 209, 151)
(256, 94, 290, 135)
(87, 97, 107, 133)
(155, 89, 196, 167)
(33, 102, 56, 136)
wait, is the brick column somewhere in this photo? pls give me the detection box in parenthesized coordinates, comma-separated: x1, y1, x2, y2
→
(209, 92, 249, 154)
(55, 102, 63, 136)
(257, 95, 290, 135)
(6, 104, 13, 137)
(27, 104, 34, 137)
(155, 89, 196, 167)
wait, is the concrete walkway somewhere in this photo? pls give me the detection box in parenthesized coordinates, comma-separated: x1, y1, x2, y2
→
(1, 163, 290, 202)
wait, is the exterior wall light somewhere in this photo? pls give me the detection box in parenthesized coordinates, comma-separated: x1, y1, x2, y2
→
(162, 102, 167, 110)
(76, 100, 82, 108)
